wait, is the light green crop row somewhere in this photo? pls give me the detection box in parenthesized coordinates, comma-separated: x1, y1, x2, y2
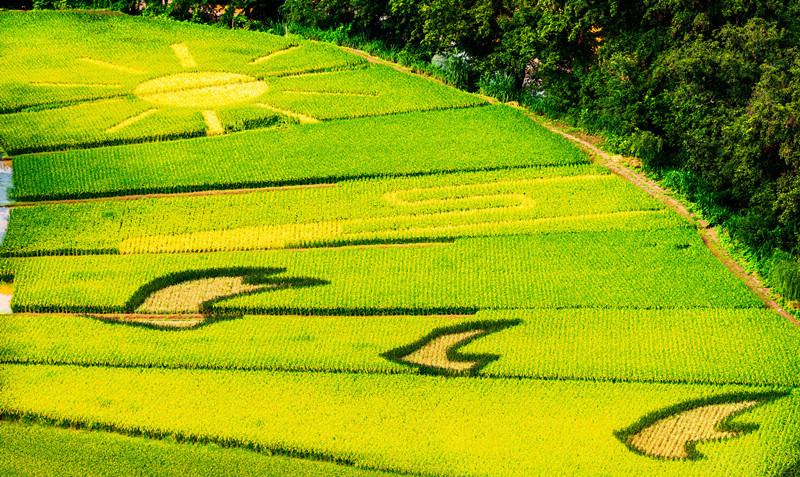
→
(0, 419, 390, 477)
(0, 64, 482, 155)
(1, 364, 797, 477)
(0, 11, 290, 112)
(0, 12, 358, 110)
(0, 11, 486, 154)
(7, 230, 761, 312)
(2, 166, 681, 256)
(261, 65, 484, 120)
(1, 308, 797, 387)
(11, 106, 586, 200)
(0, 98, 210, 154)
(0, 82, 125, 115)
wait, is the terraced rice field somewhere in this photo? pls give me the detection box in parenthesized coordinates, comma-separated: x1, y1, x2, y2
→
(0, 10, 798, 477)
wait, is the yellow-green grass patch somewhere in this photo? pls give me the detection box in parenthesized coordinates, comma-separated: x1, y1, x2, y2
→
(0, 364, 796, 477)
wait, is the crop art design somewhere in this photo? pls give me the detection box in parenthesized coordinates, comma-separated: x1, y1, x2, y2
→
(3, 12, 799, 477)
(83, 43, 328, 135)
(617, 393, 784, 460)
(0, 39, 395, 154)
(383, 320, 521, 375)
(91, 267, 327, 329)
(1, 32, 482, 156)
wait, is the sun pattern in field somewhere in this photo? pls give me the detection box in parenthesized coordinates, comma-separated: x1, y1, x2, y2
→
(32, 42, 351, 138)
(0, 27, 482, 155)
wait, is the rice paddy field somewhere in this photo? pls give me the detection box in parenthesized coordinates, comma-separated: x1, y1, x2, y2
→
(0, 10, 798, 477)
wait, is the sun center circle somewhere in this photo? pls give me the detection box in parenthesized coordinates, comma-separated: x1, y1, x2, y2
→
(134, 72, 268, 108)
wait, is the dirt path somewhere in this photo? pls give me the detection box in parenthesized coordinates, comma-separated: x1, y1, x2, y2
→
(524, 112, 799, 326)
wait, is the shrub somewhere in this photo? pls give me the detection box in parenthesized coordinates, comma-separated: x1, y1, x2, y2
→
(768, 253, 800, 301)
(435, 54, 472, 90)
(478, 71, 518, 103)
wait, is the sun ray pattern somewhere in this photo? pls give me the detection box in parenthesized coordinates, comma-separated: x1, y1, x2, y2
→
(255, 103, 319, 124)
(31, 82, 123, 88)
(201, 110, 225, 135)
(78, 57, 147, 75)
(106, 109, 159, 134)
(249, 45, 300, 65)
(170, 43, 196, 69)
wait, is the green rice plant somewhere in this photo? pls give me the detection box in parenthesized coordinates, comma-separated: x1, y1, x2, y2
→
(0, 11, 372, 154)
(7, 230, 762, 313)
(0, 98, 209, 154)
(0, 81, 127, 114)
(216, 105, 288, 133)
(11, 106, 587, 200)
(262, 65, 484, 120)
(2, 308, 797, 386)
(0, 364, 796, 477)
(0, 419, 392, 477)
(245, 41, 366, 77)
(1, 166, 682, 256)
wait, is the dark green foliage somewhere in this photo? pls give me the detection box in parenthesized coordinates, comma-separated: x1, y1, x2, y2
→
(768, 253, 800, 302)
(438, 54, 472, 89)
(275, 0, 800, 262)
(478, 71, 517, 103)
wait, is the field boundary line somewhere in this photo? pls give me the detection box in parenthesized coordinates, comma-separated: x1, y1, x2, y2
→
(6, 182, 339, 208)
(6, 163, 569, 206)
(0, 412, 427, 477)
(1, 238, 456, 258)
(249, 44, 300, 64)
(9, 303, 763, 317)
(518, 110, 799, 326)
(1, 360, 794, 390)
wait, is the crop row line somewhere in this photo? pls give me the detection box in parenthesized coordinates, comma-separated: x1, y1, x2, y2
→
(5, 301, 765, 315)
(4, 100, 489, 159)
(0, 360, 794, 392)
(8, 162, 562, 204)
(519, 110, 800, 326)
(0, 411, 426, 477)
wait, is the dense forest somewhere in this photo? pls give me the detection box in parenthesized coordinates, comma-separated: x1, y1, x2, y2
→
(17, 0, 800, 299)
